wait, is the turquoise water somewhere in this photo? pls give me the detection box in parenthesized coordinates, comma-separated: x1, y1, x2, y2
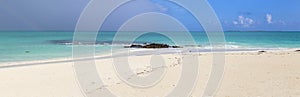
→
(1, 31, 300, 62)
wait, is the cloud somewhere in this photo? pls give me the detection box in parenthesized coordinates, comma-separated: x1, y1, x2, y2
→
(233, 15, 254, 27)
(233, 21, 238, 25)
(266, 14, 273, 24)
(265, 14, 287, 25)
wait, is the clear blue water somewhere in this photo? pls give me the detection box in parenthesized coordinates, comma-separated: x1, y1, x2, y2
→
(1, 31, 300, 62)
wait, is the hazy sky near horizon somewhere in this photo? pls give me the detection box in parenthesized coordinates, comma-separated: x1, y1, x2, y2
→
(0, 0, 299, 31)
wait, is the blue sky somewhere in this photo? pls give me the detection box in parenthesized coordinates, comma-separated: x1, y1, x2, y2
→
(0, 0, 299, 31)
(209, 0, 300, 31)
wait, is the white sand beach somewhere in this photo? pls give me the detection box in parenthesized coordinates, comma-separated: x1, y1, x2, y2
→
(0, 50, 300, 97)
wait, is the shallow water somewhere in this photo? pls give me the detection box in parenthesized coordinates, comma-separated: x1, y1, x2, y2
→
(0, 31, 299, 62)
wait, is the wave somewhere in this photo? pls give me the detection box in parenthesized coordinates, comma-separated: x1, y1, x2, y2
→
(47, 39, 147, 46)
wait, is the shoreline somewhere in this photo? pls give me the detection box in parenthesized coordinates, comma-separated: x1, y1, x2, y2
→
(1, 48, 299, 68)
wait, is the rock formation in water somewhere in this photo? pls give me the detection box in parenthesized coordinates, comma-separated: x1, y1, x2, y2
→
(124, 43, 182, 49)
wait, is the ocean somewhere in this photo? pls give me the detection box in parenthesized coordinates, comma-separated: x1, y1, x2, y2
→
(1, 31, 300, 62)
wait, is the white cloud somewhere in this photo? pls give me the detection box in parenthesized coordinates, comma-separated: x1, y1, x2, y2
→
(266, 14, 273, 24)
(233, 21, 238, 25)
(233, 15, 254, 27)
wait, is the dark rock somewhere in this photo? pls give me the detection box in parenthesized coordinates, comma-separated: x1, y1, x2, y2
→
(125, 43, 182, 49)
(258, 50, 267, 54)
(127, 44, 143, 48)
(171, 46, 182, 48)
(25, 51, 30, 53)
(258, 50, 266, 53)
(142, 43, 169, 48)
(295, 50, 300, 52)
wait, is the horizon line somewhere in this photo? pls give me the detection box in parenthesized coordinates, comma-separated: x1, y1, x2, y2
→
(0, 30, 300, 32)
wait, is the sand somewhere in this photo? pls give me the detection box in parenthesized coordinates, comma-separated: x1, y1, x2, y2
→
(0, 50, 300, 97)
